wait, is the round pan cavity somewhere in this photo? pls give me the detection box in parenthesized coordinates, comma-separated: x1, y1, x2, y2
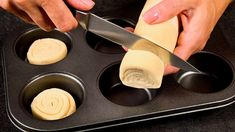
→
(21, 72, 85, 119)
(86, 18, 135, 54)
(99, 63, 158, 106)
(14, 28, 72, 63)
(175, 51, 233, 93)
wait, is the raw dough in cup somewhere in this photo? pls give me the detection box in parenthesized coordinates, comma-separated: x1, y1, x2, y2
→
(27, 38, 67, 65)
(31, 88, 76, 120)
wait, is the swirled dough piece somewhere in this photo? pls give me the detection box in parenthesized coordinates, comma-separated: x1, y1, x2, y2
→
(31, 88, 76, 120)
(27, 38, 67, 65)
(120, 50, 164, 88)
(119, 0, 179, 89)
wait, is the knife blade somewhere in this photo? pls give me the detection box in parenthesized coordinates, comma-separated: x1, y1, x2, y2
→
(75, 11, 200, 73)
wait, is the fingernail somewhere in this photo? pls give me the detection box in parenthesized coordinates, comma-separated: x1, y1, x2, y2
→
(81, 0, 95, 8)
(143, 7, 159, 24)
(122, 46, 128, 52)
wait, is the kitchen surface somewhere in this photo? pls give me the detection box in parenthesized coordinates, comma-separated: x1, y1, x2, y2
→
(1, 1, 235, 131)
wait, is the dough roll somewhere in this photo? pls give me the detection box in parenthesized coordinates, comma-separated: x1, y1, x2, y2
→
(31, 88, 76, 120)
(120, 50, 164, 88)
(27, 38, 67, 65)
(119, 0, 179, 89)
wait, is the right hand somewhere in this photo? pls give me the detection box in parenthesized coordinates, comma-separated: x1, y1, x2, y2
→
(0, 0, 95, 32)
(142, 0, 232, 75)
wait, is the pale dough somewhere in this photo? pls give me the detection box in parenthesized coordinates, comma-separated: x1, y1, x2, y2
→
(119, 0, 179, 88)
(31, 88, 76, 120)
(27, 38, 67, 65)
(134, 0, 179, 52)
(120, 50, 164, 88)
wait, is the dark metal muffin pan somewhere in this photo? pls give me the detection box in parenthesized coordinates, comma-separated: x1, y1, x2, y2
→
(2, 2, 235, 132)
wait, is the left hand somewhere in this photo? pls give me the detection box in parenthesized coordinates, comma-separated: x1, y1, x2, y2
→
(0, 0, 95, 32)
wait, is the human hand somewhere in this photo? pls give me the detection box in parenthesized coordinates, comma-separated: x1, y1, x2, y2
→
(0, 0, 95, 32)
(142, 0, 232, 75)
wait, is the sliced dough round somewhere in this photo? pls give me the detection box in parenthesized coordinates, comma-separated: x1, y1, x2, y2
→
(120, 50, 164, 88)
(31, 88, 76, 120)
(27, 38, 67, 65)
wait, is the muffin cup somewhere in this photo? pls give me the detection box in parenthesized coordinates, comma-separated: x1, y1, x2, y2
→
(175, 51, 233, 93)
(21, 72, 85, 117)
(14, 28, 72, 63)
(99, 63, 158, 106)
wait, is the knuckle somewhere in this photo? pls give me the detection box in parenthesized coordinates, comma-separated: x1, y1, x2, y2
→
(14, 0, 27, 6)
(33, 17, 50, 28)
(39, 0, 50, 7)
(58, 20, 78, 32)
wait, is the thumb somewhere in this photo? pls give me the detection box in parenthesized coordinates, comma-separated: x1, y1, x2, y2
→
(143, 0, 191, 24)
(164, 44, 193, 75)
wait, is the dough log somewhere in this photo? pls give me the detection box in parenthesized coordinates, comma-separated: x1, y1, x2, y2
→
(27, 38, 67, 65)
(31, 88, 76, 120)
(119, 0, 179, 89)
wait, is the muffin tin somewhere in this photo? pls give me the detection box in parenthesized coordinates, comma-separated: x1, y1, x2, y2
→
(2, 1, 235, 131)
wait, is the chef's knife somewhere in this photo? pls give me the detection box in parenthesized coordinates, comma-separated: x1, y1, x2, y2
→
(75, 11, 200, 73)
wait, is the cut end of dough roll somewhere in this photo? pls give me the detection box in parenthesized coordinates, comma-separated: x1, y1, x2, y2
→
(31, 88, 76, 120)
(27, 38, 67, 65)
(119, 50, 164, 89)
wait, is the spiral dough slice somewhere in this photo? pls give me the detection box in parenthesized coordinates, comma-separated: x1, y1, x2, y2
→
(120, 50, 164, 89)
(27, 38, 67, 65)
(31, 88, 76, 120)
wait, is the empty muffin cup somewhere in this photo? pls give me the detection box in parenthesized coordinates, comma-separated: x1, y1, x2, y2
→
(99, 63, 158, 106)
(86, 18, 135, 54)
(14, 28, 72, 64)
(20, 73, 85, 120)
(175, 51, 233, 93)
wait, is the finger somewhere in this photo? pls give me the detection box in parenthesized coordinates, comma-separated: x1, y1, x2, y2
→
(175, 34, 195, 61)
(164, 31, 197, 75)
(66, 0, 95, 10)
(164, 35, 201, 75)
(178, 11, 208, 54)
(39, 0, 77, 32)
(164, 26, 194, 75)
(122, 27, 135, 51)
(0, 1, 34, 24)
(163, 40, 193, 75)
(23, 7, 55, 31)
(164, 7, 210, 75)
(125, 27, 134, 32)
(13, 0, 55, 31)
(143, 0, 197, 24)
(164, 64, 179, 75)
(122, 46, 128, 52)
